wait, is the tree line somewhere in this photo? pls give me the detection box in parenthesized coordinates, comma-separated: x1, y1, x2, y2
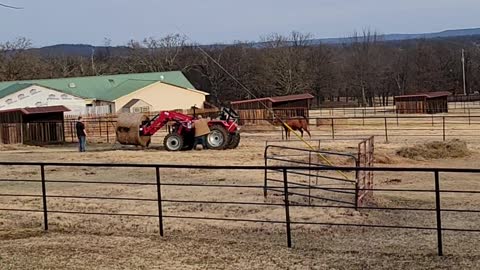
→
(1, 31, 479, 107)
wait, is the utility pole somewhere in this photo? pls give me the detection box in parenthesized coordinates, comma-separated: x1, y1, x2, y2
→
(91, 48, 96, 75)
(462, 49, 467, 95)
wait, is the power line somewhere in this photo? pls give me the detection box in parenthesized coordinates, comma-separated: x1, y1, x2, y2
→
(0, 2, 23, 9)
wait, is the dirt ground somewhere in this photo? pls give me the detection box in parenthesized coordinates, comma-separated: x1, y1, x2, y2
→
(1, 134, 480, 269)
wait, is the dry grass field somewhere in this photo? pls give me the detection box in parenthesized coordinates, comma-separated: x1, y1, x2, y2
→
(1, 132, 480, 269)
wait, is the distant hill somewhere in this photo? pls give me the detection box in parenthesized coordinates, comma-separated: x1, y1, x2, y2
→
(312, 27, 480, 44)
(30, 44, 130, 57)
(28, 27, 480, 57)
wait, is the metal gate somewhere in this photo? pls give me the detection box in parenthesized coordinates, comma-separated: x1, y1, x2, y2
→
(264, 136, 375, 208)
(264, 145, 359, 207)
(357, 136, 374, 205)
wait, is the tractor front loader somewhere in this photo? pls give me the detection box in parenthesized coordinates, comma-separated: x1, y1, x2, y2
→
(116, 108, 240, 151)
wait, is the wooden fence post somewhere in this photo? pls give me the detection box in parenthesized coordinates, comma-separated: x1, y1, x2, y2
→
(283, 168, 292, 248)
(384, 117, 388, 143)
(442, 117, 446, 141)
(331, 118, 335, 140)
(434, 171, 443, 256)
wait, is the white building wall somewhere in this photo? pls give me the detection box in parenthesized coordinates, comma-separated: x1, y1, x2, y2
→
(0, 85, 87, 115)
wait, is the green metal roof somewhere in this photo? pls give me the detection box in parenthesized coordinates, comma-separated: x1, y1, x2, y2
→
(0, 71, 196, 101)
(96, 79, 159, 101)
(0, 83, 34, 99)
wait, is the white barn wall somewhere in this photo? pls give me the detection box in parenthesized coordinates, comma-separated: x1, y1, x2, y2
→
(0, 82, 208, 115)
(0, 85, 87, 114)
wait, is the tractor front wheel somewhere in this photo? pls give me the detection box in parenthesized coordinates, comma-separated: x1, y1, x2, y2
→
(207, 125, 229, 150)
(164, 133, 184, 151)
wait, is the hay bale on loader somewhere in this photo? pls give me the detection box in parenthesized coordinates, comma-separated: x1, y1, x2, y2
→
(116, 113, 151, 147)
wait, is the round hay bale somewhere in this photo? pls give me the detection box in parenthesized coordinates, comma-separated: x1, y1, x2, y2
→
(116, 113, 151, 147)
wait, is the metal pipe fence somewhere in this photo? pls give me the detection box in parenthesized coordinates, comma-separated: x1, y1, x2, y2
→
(1, 162, 480, 256)
(312, 102, 480, 116)
(58, 114, 480, 144)
(241, 115, 480, 142)
(264, 144, 360, 207)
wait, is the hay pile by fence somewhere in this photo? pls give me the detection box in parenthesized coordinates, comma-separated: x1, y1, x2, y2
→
(396, 139, 470, 160)
(374, 153, 397, 164)
(116, 113, 151, 147)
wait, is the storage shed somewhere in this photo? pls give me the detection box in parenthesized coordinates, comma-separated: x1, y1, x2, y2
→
(394, 91, 451, 114)
(0, 105, 69, 144)
(231, 93, 314, 124)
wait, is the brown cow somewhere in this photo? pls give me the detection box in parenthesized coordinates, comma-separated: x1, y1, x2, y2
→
(273, 117, 311, 140)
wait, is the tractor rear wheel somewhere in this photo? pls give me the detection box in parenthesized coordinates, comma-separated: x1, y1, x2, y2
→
(226, 133, 240, 149)
(207, 125, 229, 150)
(182, 133, 195, 150)
(164, 133, 184, 151)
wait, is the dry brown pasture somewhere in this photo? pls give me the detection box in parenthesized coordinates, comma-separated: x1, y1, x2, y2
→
(1, 132, 480, 269)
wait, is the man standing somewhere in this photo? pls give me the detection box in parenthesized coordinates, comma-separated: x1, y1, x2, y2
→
(76, 116, 87, 152)
(192, 115, 210, 150)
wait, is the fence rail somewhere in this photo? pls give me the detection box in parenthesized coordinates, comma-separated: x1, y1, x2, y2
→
(312, 101, 480, 116)
(1, 161, 480, 256)
(61, 114, 480, 143)
(264, 144, 362, 207)
(246, 115, 480, 142)
(3, 114, 480, 145)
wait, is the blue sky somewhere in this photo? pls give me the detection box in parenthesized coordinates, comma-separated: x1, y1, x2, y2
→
(1, 0, 479, 46)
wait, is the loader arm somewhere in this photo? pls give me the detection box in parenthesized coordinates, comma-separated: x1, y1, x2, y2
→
(140, 111, 193, 136)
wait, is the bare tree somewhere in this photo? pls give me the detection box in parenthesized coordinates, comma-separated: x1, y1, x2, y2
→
(290, 31, 313, 47)
(259, 33, 288, 48)
(344, 29, 383, 106)
(141, 34, 188, 71)
(0, 37, 41, 81)
(257, 32, 314, 96)
(2, 30, 479, 106)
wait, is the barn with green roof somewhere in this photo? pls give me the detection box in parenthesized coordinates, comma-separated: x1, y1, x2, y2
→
(0, 71, 208, 115)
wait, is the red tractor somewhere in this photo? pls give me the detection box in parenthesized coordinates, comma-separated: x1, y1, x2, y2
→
(118, 108, 240, 151)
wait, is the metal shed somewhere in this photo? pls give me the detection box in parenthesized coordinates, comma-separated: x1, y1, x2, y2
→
(0, 105, 70, 144)
(394, 91, 451, 114)
(231, 93, 314, 124)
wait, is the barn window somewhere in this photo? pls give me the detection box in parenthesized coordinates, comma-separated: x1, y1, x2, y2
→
(30, 89, 39, 95)
(5, 99, 13, 104)
(141, 106, 150, 112)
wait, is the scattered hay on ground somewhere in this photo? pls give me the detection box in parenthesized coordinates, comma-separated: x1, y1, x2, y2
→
(0, 144, 39, 151)
(375, 153, 397, 164)
(396, 139, 470, 160)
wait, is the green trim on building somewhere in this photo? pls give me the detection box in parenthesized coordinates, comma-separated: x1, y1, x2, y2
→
(0, 83, 34, 99)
